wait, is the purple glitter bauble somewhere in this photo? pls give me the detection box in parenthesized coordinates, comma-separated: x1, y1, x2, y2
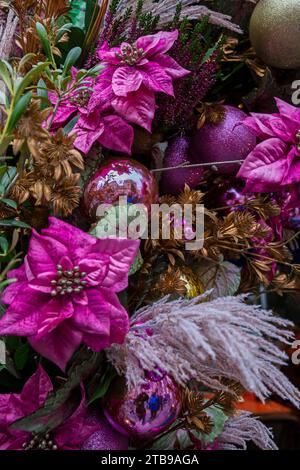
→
(189, 106, 256, 175)
(160, 136, 203, 195)
(81, 411, 128, 450)
(102, 374, 181, 440)
(84, 158, 159, 219)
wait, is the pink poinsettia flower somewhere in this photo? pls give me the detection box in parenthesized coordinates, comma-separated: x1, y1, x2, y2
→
(71, 105, 134, 155)
(48, 69, 133, 155)
(238, 98, 300, 193)
(95, 30, 189, 131)
(0, 217, 140, 370)
(0, 366, 98, 450)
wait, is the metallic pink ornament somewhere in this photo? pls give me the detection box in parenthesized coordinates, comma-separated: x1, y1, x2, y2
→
(84, 158, 159, 219)
(189, 106, 256, 175)
(160, 136, 203, 195)
(81, 411, 128, 450)
(103, 372, 181, 440)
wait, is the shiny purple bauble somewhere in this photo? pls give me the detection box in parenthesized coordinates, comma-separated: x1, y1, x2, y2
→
(81, 411, 128, 450)
(189, 106, 256, 175)
(84, 158, 159, 219)
(102, 373, 181, 440)
(160, 136, 203, 195)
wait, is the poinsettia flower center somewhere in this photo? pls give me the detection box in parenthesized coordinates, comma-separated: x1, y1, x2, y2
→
(22, 432, 58, 451)
(116, 43, 146, 66)
(50, 264, 87, 297)
(69, 89, 91, 107)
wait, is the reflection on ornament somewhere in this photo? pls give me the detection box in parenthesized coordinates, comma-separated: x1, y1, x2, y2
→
(189, 106, 256, 175)
(160, 136, 203, 195)
(103, 373, 181, 440)
(84, 158, 158, 219)
(250, 0, 300, 69)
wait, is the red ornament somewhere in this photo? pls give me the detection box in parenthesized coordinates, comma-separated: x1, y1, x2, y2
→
(84, 158, 159, 219)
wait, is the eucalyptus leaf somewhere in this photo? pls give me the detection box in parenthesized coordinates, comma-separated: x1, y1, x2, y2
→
(0, 60, 13, 93)
(36, 23, 53, 63)
(0, 198, 17, 209)
(63, 114, 80, 134)
(6, 91, 32, 134)
(0, 167, 16, 192)
(15, 62, 49, 102)
(0, 236, 9, 254)
(0, 219, 31, 229)
(62, 47, 82, 77)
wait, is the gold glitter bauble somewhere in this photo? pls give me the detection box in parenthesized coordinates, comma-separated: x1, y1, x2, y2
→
(250, 0, 300, 69)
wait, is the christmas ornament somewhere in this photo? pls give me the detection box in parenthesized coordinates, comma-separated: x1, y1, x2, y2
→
(178, 266, 205, 299)
(250, 0, 300, 70)
(189, 106, 256, 175)
(160, 136, 203, 195)
(81, 412, 128, 450)
(103, 372, 181, 440)
(84, 158, 159, 219)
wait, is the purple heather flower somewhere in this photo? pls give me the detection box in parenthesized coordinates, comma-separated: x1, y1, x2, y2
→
(0, 366, 98, 450)
(238, 98, 300, 194)
(95, 30, 190, 131)
(0, 217, 140, 370)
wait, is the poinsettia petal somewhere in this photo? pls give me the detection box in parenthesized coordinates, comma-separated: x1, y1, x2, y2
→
(112, 66, 143, 96)
(243, 114, 292, 142)
(237, 138, 289, 186)
(72, 289, 110, 336)
(140, 62, 174, 95)
(0, 287, 48, 336)
(98, 115, 134, 154)
(78, 257, 108, 287)
(89, 68, 115, 112)
(275, 97, 300, 122)
(20, 365, 53, 412)
(35, 298, 74, 338)
(1, 281, 27, 305)
(136, 30, 178, 56)
(152, 53, 190, 79)
(26, 230, 68, 277)
(112, 87, 155, 132)
(73, 115, 105, 154)
(97, 42, 121, 64)
(84, 237, 140, 291)
(42, 217, 96, 256)
(29, 320, 82, 371)
(54, 385, 98, 448)
(281, 147, 300, 185)
(101, 288, 130, 345)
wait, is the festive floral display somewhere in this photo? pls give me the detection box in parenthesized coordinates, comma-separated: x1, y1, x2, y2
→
(0, 0, 300, 454)
(0, 217, 139, 370)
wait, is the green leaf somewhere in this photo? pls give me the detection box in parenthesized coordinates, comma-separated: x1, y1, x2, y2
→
(0, 219, 31, 229)
(0, 60, 13, 93)
(14, 343, 30, 370)
(36, 23, 53, 63)
(37, 78, 50, 110)
(63, 114, 80, 134)
(62, 46, 82, 77)
(0, 166, 16, 193)
(15, 62, 49, 102)
(0, 236, 9, 254)
(85, 0, 99, 33)
(11, 350, 103, 433)
(0, 198, 17, 209)
(88, 367, 117, 405)
(6, 91, 32, 134)
(18, 53, 37, 72)
(197, 406, 228, 445)
(194, 259, 241, 301)
(0, 90, 9, 108)
(55, 23, 73, 43)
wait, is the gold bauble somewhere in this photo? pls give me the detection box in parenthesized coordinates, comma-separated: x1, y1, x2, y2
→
(250, 0, 300, 69)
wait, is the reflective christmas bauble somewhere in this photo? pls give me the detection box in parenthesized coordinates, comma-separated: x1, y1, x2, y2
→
(103, 373, 181, 440)
(250, 0, 300, 69)
(179, 266, 205, 299)
(160, 136, 203, 195)
(189, 106, 256, 175)
(84, 158, 159, 219)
